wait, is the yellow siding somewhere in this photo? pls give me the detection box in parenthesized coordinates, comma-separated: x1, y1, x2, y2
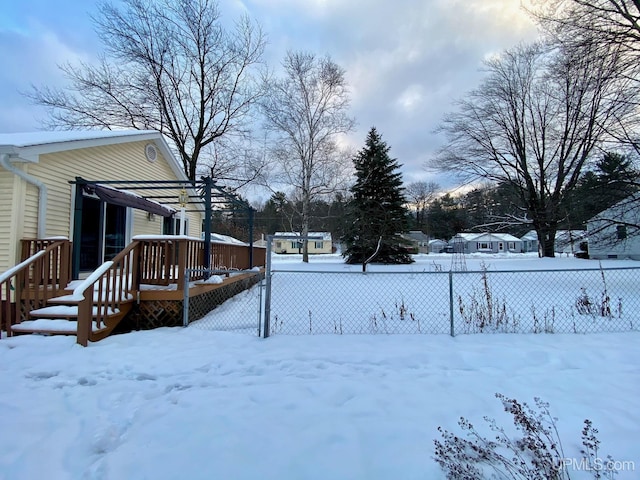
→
(3, 139, 203, 271)
(24, 141, 202, 239)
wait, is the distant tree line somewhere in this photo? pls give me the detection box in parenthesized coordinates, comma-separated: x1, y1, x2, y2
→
(212, 150, 638, 246)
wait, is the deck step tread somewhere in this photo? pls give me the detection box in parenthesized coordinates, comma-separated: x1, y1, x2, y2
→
(11, 319, 106, 334)
(47, 294, 135, 305)
(30, 305, 120, 318)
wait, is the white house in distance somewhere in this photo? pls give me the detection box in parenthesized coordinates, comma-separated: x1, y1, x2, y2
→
(450, 232, 523, 254)
(587, 194, 640, 260)
(273, 232, 333, 254)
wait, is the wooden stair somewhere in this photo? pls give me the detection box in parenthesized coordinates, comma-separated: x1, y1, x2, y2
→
(11, 289, 135, 341)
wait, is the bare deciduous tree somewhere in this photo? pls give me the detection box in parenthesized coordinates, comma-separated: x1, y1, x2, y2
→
(531, 0, 640, 52)
(28, 0, 266, 182)
(432, 41, 638, 257)
(406, 181, 440, 231)
(260, 51, 355, 262)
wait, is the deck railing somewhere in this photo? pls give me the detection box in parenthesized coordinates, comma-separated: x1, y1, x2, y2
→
(136, 237, 265, 289)
(2, 236, 264, 342)
(1, 239, 71, 335)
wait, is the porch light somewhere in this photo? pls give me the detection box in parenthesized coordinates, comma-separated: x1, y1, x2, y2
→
(178, 188, 189, 236)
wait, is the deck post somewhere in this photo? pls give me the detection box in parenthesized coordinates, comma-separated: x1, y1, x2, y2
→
(248, 208, 254, 268)
(76, 285, 92, 347)
(203, 177, 212, 273)
(72, 177, 86, 280)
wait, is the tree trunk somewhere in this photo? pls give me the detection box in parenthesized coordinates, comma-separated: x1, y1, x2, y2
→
(301, 194, 310, 263)
(536, 225, 557, 258)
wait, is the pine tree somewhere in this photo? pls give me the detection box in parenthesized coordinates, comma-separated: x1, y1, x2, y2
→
(342, 127, 413, 268)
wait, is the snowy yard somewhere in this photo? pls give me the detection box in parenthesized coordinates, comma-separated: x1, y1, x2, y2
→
(1, 253, 639, 479)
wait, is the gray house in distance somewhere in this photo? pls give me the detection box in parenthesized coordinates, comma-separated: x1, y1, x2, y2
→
(450, 232, 523, 254)
(521, 230, 586, 256)
(520, 231, 539, 254)
(587, 195, 640, 260)
(400, 231, 430, 253)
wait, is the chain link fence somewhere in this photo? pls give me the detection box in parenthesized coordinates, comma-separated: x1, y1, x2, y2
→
(183, 268, 264, 335)
(264, 266, 640, 336)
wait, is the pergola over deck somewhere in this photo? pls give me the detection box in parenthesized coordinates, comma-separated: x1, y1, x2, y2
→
(70, 176, 256, 279)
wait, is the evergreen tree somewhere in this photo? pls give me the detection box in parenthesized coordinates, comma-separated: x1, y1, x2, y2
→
(562, 152, 640, 229)
(342, 127, 413, 268)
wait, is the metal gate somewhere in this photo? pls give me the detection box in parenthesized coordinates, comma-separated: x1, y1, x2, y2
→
(183, 268, 264, 335)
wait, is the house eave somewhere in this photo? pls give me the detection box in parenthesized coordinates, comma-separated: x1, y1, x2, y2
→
(0, 131, 187, 179)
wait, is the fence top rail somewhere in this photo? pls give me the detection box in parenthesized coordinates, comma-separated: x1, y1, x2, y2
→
(185, 267, 262, 275)
(270, 266, 640, 274)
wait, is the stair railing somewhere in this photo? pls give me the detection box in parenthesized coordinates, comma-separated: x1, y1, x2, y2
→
(1, 239, 71, 337)
(74, 241, 140, 346)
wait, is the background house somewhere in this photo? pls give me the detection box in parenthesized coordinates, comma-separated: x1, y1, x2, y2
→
(400, 231, 430, 253)
(587, 195, 640, 260)
(0, 130, 203, 274)
(450, 232, 523, 254)
(273, 232, 333, 254)
(428, 239, 448, 254)
(520, 230, 539, 254)
(519, 229, 587, 256)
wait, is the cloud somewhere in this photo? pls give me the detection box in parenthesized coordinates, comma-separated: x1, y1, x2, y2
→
(0, 0, 539, 189)
(0, 8, 100, 133)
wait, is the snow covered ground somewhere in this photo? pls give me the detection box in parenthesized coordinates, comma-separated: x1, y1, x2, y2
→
(1, 253, 639, 479)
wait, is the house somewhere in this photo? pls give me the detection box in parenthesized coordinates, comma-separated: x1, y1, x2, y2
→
(450, 232, 523, 254)
(400, 231, 430, 253)
(587, 194, 640, 260)
(273, 232, 333, 254)
(1, 130, 265, 345)
(428, 239, 448, 254)
(0, 130, 203, 275)
(520, 230, 587, 256)
(520, 231, 539, 254)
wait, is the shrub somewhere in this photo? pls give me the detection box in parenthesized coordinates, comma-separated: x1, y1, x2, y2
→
(434, 393, 617, 479)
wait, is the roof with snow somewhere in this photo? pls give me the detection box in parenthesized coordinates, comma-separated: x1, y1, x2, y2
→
(522, 230, 587, 243)
(0, 130, 188, 181)
(274, 232, 332, 241)
(454, 232, 522, 242)
(0, 130, 158, 149)
(0, 130, 187, 180)
(401, 231, 430, 242)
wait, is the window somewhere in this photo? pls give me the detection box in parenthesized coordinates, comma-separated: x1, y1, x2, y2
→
(508, 242, 515, 250)
(275, 241, 282, 249)
(164, 216, 188, 235)
(314, 241, 324, 249)
(291, 241, 302, 249)
(477, 242, 490, 250)
(617, 225, 627, 240)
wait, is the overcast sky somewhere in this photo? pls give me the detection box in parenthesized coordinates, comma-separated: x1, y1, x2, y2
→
(0, 0, 540, 194)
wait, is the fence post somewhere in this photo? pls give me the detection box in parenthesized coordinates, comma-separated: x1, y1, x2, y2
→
(449, 270, 455, 337)
(263, 236, 273, 338)
(257, 274, 264, 337)
(183, 268, 191, 327)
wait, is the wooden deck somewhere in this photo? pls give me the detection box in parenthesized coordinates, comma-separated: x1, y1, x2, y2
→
(1, 237, 266, 344)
